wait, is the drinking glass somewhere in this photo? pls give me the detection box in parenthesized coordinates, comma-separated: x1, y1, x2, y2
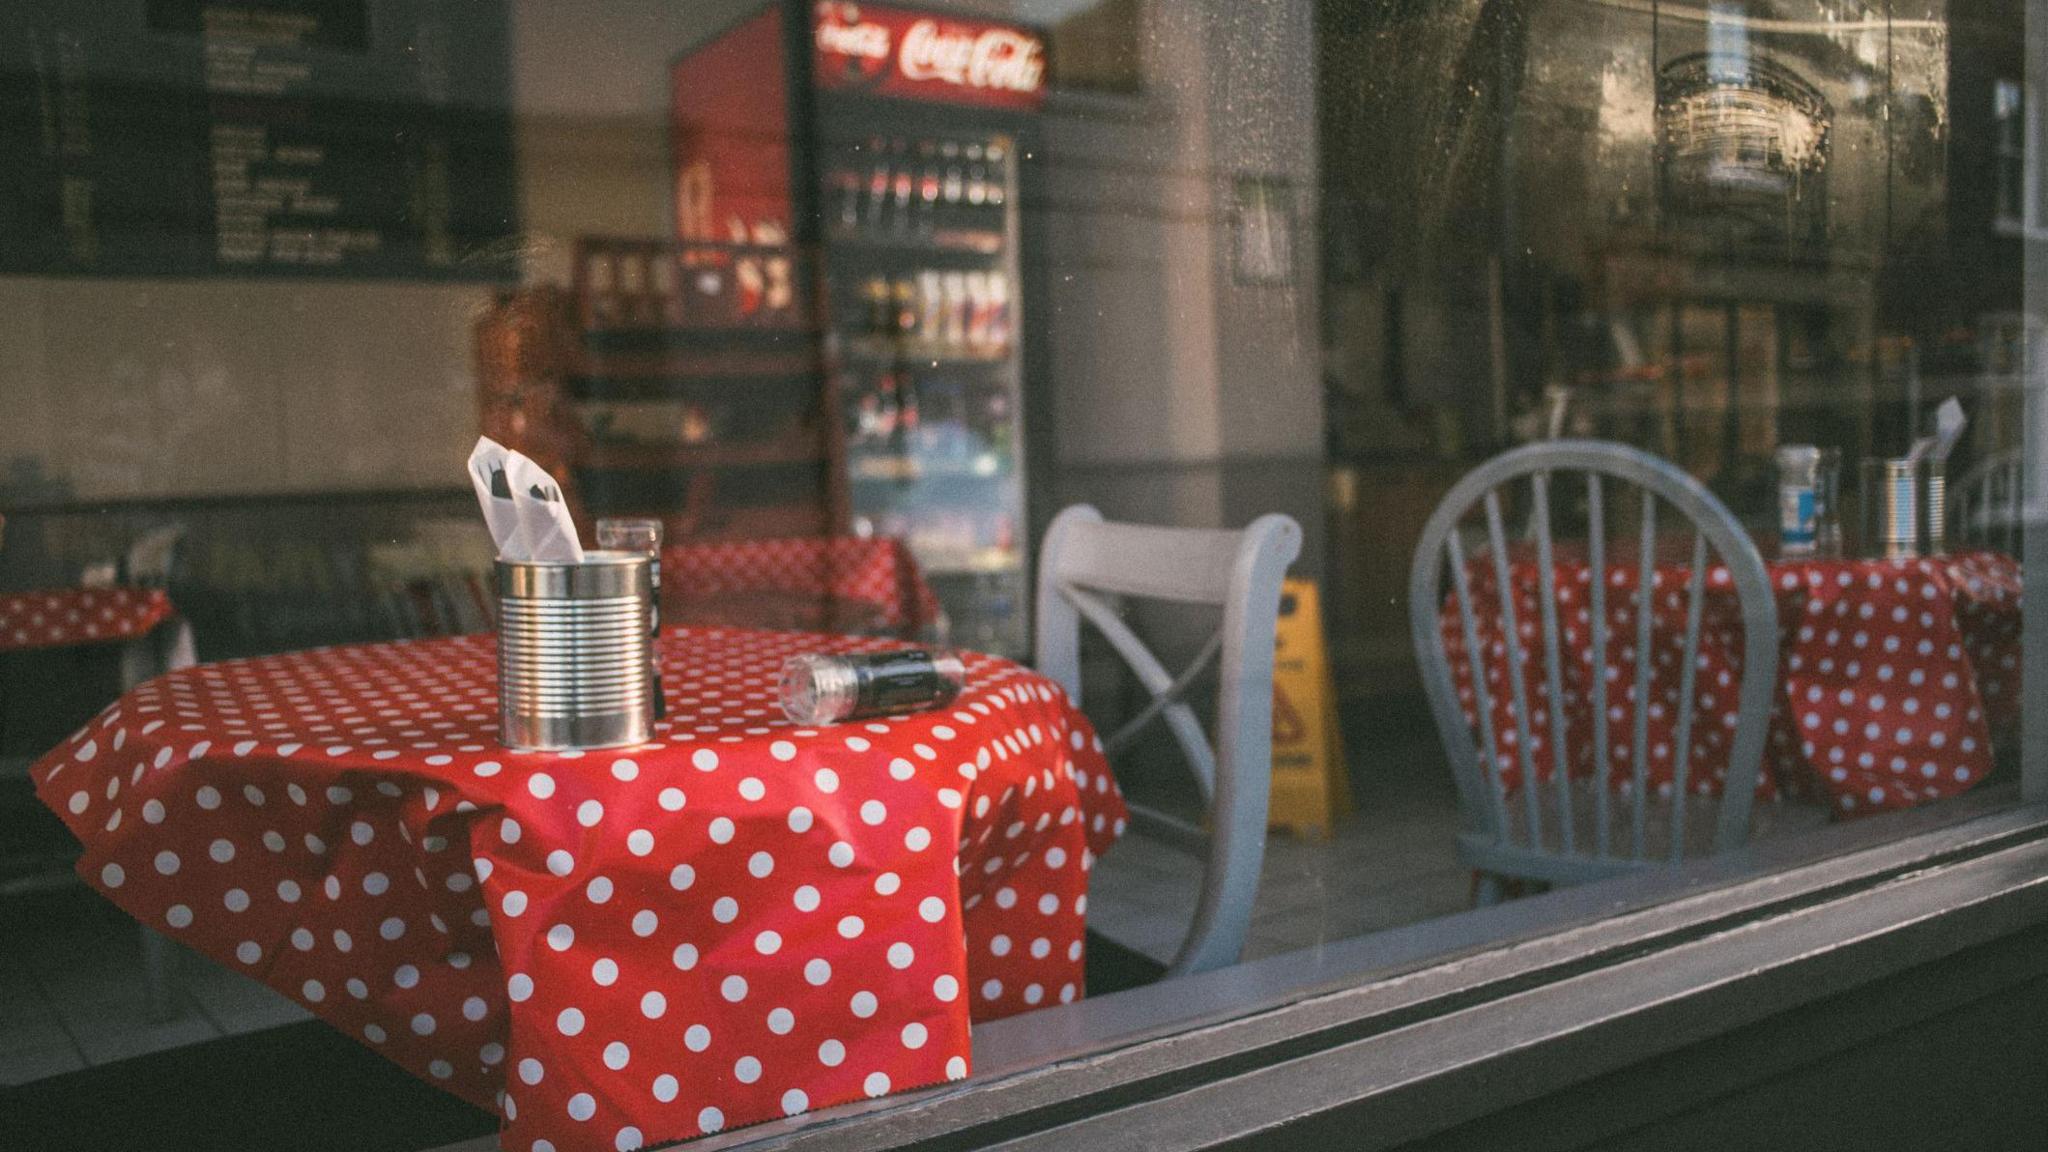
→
(595, 517, 666, 718)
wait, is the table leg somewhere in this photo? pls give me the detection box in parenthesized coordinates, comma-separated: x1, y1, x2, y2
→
(125, 621, 197, 1022)
(139, 926, 182, 1022)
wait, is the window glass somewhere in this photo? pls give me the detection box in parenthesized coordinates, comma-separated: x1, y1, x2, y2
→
(0, 0, 2038, 1146)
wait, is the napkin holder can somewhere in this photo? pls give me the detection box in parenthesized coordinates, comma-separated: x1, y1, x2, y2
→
(496, 551, 652, 751)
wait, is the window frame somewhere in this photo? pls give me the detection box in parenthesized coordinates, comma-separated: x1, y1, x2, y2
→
(424, 15, 2048, 1146)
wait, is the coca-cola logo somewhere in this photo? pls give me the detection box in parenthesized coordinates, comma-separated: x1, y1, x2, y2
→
(898, 19, 1044, 94)
(815, 9, 891, 61)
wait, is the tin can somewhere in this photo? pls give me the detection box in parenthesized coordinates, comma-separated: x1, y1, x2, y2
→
(1925, 463, 1949, 555)
(496, 551, 652, 751)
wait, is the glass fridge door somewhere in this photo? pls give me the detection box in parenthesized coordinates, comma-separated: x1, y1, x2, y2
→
(821, 125, 1029, 655)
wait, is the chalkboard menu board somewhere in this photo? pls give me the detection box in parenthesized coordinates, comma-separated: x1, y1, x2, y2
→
(0, 0, 518, 280)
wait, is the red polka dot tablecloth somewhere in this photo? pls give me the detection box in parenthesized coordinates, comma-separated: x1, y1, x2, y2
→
(0, 587, 175, 652)
(1443, 551, 2021, 815)
(31, 626, 1125, 1151)
(660, 539, 943, 639)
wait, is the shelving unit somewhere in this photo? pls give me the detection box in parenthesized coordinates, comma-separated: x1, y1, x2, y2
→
(565, 236, 845, 543)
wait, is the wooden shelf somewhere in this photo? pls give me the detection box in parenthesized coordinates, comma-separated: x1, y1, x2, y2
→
(826, 227, 1007, 258)
(581, 440, 826, 471)
(550, 236, 849, 541)
(572, 347, 820, 381)
(848, 453, 1007, 482)
(838, 337, 1012, 366)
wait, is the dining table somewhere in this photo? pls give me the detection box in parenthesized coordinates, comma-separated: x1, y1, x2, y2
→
(0, 586, 180, 654)
(1, 586, 196, 745)
(659, 537, 944, 640)
(1443, 550, 2022, 814)
(30, 624, 1124, 1151)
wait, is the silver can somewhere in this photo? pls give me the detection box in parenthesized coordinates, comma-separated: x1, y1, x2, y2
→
(1925, 463, 1949, 555)
(496, 551, 652, 751)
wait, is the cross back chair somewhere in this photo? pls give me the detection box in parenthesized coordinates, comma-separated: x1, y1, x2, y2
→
(1951, 450, 2025, 556)
(1036, 505, 1301, 977)
(1409, 441, 1780, 901)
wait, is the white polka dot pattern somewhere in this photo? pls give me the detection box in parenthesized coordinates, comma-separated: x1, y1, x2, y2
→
(0, 587, 175, 652)
(1443, 551, 2022, 814)
(30, 625, 1123, 1152)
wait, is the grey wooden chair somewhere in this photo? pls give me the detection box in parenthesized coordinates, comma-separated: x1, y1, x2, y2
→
(1951, 450, 2024, 555)
(1036, 505, 1301, 977)
(1409, 441, 1781, 902)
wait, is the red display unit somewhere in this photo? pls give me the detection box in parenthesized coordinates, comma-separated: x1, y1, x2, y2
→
(672, 2, 1046, 655)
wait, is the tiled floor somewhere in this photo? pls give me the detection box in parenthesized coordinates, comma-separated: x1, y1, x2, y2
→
(0, 880, 310, 1087)
(1086, 730, 1471, 965)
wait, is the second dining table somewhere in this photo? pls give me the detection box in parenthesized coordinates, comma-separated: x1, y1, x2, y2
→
(31, 625, 1125, 1152)
(1444, 549, 2023, 815)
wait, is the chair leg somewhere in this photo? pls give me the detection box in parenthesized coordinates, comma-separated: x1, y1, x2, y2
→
(1472, 872, 1506, 907)
(140, 926, 180, 1021)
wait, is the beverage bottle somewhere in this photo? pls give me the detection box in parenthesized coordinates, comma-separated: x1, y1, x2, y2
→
(735, 257, 763, 316)
(965, 142, 989, 225)
(986, 272, 1011, 351)
(854, 390, 880, 447)
(917, 270, 944, 338)
(880, 372, 902, 450)
(915, 140, 941, 236)
(940, 141, 964, 233)
(862, 276, 891, 336)
(888, 138, 914, 235)
(864, 139, 892, 233)
(899, 373, 921, 441)
(941, 271, 968, 351)
(986, 142, 1008, 214)
(832, 159, 862, 232)
(986, 389, 1013, 458)
(891, 276, 918, 340)
(651, 257, 683, 328)
(585, 252, 616, 328)
(964, 272, 991, 351)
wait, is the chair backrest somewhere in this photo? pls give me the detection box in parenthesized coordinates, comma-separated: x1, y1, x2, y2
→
(1408, 441, 1779, 877)
(124, 525, 185, 588)
(1952, 450, 2024, 556)
(1036, 505, 1301, 977)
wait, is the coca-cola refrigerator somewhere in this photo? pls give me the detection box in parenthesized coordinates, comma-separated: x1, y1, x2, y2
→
(671, 2, 1046, 656)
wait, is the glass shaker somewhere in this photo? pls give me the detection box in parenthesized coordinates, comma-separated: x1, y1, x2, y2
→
(595, 517, 666, 720)
(779, 649, 966, 726)
(1814, 447, 1843, 557)
(1775, 445, 1821, 558)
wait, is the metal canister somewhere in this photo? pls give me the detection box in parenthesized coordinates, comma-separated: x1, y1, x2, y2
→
(1883, 458, 1920, 560)
(496, 551, 652, 751)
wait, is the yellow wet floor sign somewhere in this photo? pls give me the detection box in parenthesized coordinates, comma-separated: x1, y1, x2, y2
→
(1269, 578, 1350, 837)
